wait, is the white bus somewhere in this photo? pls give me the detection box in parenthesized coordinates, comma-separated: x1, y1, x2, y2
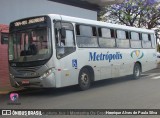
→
(9, 14, 157, 90)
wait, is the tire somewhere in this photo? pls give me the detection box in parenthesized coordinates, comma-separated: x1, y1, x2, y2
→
(133, 63, 141, 79)
(78, 68, 91, 91)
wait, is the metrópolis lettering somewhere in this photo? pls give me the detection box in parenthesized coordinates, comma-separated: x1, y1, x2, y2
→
(89, 52, 123, 62)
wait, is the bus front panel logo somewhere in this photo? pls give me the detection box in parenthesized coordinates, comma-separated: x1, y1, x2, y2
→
(131, 50, 144, 59)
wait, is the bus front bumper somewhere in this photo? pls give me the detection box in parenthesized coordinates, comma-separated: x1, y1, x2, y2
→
(9, 73, 56, 88)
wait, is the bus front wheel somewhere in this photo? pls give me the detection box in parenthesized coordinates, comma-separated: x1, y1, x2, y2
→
(78, 68, 91, 91)
(133, 63, 141, 79)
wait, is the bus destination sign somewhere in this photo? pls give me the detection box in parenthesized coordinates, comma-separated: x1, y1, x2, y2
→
(14, 17, 45, 27)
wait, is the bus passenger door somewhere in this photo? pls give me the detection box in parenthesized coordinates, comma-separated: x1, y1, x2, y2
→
(55, 21, 78, 87)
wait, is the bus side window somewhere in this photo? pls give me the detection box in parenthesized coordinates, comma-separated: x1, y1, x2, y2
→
(55, 22, 76, 59)
(142, 33, 151, 48)
(130, 32, 142, 48)
(79, 25, 92, 36)
(98, 28, 115, 38)
(116, 30, 130, 48)
(101, 28, 111, 38)
(65, 30, 74, 47)
(76, 25, 98, 47)
(98, 27, 116, 48)
(142, 33, 149, 41)
(117, 30, 126, 39)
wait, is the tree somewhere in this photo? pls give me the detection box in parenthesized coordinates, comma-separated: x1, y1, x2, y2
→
(97, 7, 106, 21)
(99, 0, 160, 29)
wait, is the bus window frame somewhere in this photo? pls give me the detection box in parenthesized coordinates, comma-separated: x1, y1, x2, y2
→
(75, 23, 99, 48)
(141, 32, 152, 49)
(54, 21, 76, 59)
(130, 31, 142, 49)
(73, 22, 156, 50)
(97, 27, 116, 48)
(115, 29, 131, 49)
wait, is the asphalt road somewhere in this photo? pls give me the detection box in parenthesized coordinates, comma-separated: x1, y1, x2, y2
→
(1, 65, 160, 118)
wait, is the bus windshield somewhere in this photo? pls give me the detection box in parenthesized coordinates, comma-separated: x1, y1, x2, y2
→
(9, 27, 51, 62)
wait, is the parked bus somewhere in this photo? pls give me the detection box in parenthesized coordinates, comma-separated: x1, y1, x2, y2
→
(8, 14, 157, 90)
(0, 24, 9, 87)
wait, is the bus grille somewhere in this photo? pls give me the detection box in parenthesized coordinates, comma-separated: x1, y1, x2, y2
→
(13, 66, 41, 73)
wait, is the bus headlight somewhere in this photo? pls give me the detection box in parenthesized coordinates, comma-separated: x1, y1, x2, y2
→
(40, 68, 54, 79)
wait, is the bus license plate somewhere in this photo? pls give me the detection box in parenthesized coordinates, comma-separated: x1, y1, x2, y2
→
(22, 80, 30, 84)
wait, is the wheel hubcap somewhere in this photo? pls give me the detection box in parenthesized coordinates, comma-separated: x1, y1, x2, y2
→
(81, 73, 89, 86)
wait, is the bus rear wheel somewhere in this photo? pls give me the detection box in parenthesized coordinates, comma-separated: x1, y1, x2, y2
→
(133, 63, 141, 79)
(78, 68, 91, 91)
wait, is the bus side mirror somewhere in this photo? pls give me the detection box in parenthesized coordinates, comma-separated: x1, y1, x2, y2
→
(60, 28, 66, 39)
